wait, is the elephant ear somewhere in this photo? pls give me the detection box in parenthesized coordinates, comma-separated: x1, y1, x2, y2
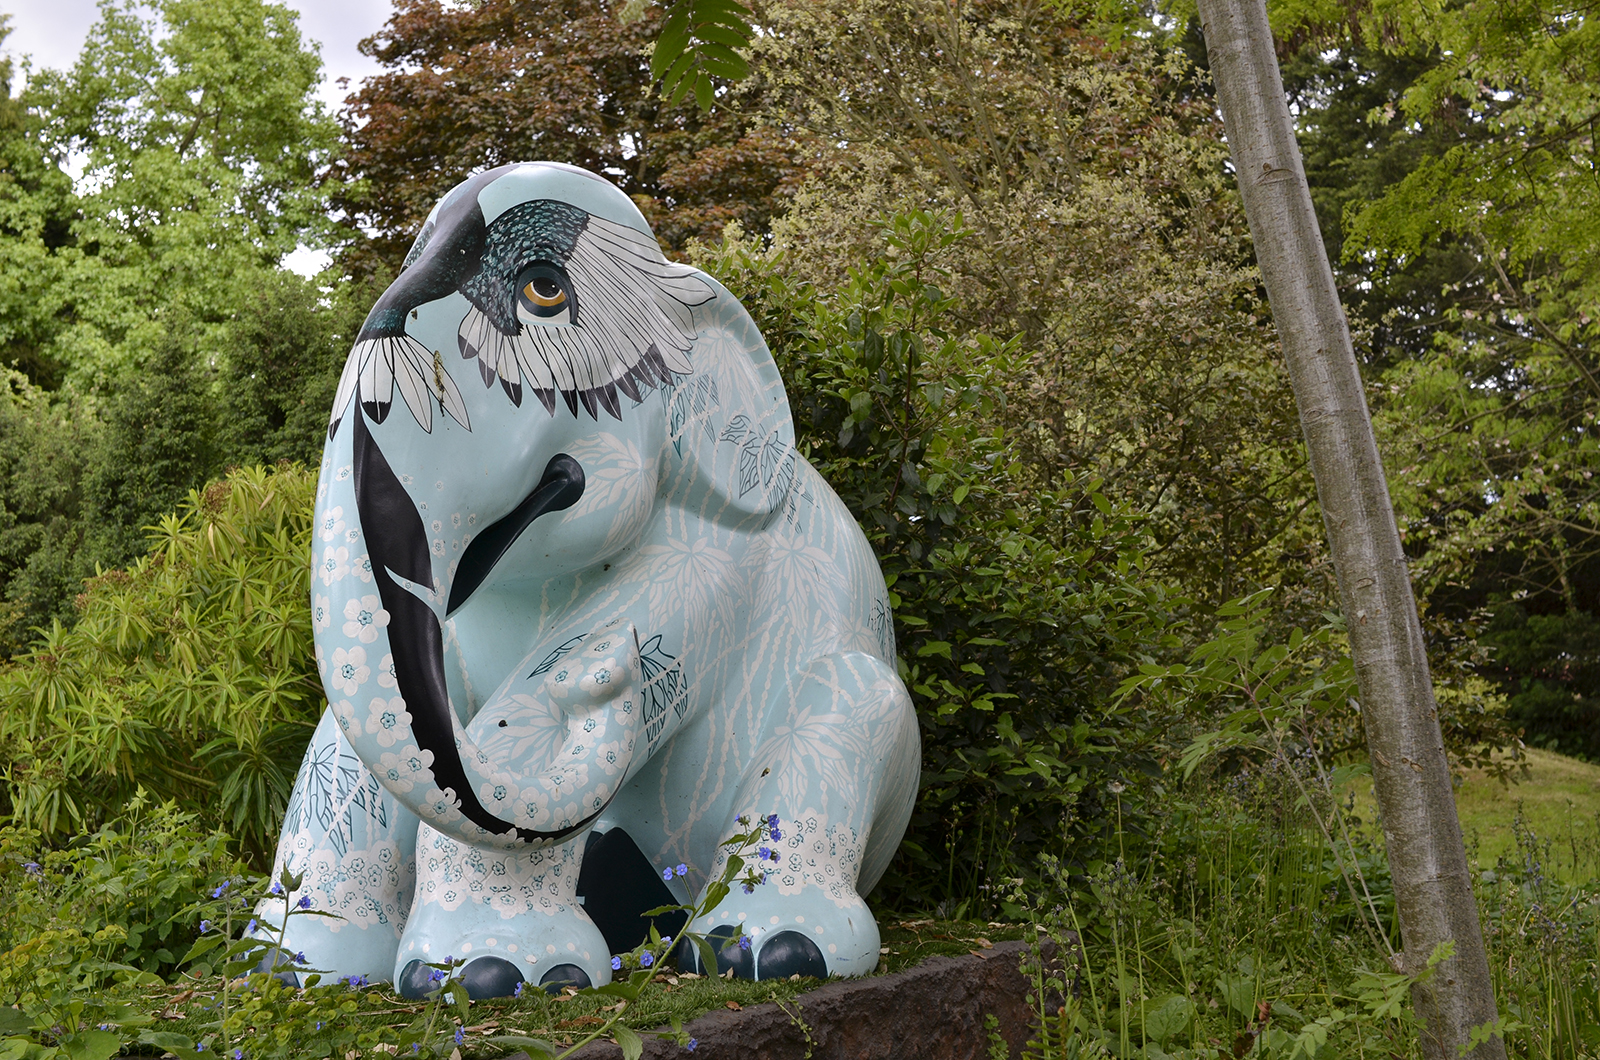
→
(659, 274, 798, 528)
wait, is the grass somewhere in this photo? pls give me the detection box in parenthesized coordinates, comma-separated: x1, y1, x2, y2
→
(1346, 747, 1600, 881)
(102, 918, 1019, 1058)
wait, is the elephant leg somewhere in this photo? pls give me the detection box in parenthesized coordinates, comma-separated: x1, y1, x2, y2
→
(394, 824, 611, 999)
(253, 708, 420, 984)
(681, 651, 919, 980)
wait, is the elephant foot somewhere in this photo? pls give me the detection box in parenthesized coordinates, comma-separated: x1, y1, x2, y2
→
(538, 963, 593, 995)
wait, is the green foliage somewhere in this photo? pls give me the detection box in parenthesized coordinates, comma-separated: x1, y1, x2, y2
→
(0, 794, 241, 974)
(0, 464, 321, 862)
(640, 0, 755, 111)
(699, 210, 1182, 911)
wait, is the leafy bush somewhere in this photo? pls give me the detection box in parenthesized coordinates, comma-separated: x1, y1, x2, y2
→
(0, 463, 321, 862)
(699, 212, 1184, 911)
(0, 794, 242, 975)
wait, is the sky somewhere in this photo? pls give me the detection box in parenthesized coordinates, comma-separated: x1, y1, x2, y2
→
(0, 0, 396, 113)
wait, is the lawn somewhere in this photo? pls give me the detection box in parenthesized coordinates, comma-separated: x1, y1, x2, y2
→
(1349, 746, 1600, 883)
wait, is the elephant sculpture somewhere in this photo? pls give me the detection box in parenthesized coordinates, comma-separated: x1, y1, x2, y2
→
(259, 161, 921, 999)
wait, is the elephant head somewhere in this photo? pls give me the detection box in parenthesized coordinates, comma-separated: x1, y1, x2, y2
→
(313, 162, 796, 851)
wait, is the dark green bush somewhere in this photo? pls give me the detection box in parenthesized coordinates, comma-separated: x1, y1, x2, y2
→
(699, 212, 1184, 912)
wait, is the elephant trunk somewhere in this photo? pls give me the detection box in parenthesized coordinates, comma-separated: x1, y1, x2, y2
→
(337, 406, 627, 847)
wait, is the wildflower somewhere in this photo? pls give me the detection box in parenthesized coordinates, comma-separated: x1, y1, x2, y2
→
(661, 936, 673, 947)
(199, 920, 212, 934)
(297, 895, 313, 909)
(22, 861, 41, 876)
(98, 1024, 111, 1031)
(454, 1027, 465, 1045)
(245, 919, 258, 935)
(687, 1038, 698, 1051)
(513, 981, 525, 998)
(428, 969, 445, 983)
(611, 956, 623, 971)
(675, 864, 687, 877)
(412, 1045, 420, 1054)
(211, 881, 231, 898)
(742, 882, 754, 894)
(269, 881, 283, 896)
(662, 868, 674, 882)
(294, 952, 307, 964)
(641, 952, 654, 968)
(316, 1022, 324, 1030)
(738, 935, 751, 951)
(233, 1050, 245, 1060)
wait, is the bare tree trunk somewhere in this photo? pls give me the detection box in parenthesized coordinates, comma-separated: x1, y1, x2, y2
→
(1193, 1, 1506, 1057)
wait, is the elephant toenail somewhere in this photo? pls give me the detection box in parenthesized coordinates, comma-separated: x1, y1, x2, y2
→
(538, 963, 592, 995)
(461, 955, 526, 999)
(754, 931, 828, 981)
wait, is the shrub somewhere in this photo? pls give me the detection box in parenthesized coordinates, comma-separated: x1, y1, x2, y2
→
(0, 463, 321, 863)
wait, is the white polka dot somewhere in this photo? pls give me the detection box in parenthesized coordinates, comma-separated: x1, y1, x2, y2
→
(486, 938, 497, 947)
(720, 911, 729, 919)
(422, 944, 431, 953)
(828, 944, 837, 954)
(737, 913, 747, 921)
(770, 916, 781, 925)
(795, 916, 805, 924)
(506, 943, 517, 953)
(567, 942, 577, 951)
(547, 945, 557, 954)
(814, 926, 823, 933)
(583, 951, 590, 960)
(461, 943, 473, 953)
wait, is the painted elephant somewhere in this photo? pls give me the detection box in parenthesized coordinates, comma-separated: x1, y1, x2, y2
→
(258, 162, 920, 999)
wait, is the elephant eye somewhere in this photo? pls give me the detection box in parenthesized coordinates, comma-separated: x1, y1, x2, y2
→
(515, 262, 575, 326)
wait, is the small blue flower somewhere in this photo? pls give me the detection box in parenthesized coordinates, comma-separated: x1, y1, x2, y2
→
(412, 1045, 420, 1054)
(316, 1022, 324, 1030)
(199, 920, 212, 934)
(641, 952, 654, 968)
(675, 864, 687, 877)
(738, 935, 751, 951)
(98, 1024, 111, 1031)
(611, 956, 623, 971)
(687, 1038, 698, 1051)
(428, 969, 445, 983)
(444, 954, 454, 965)
(196, 1044, 206, 1052)
(245, 919, 258, 935)
(513, 981, 525, 998)
(233, 1050, 244, 1060)
(297, 895, 313, 909)
(662, 936, 673, 947)
(742, 882, 754, 894)
(454, 1027, 465, 1045)
(22, 861, 41, 876)
(269, 881, 283, 896)
(294, 952, 307, 964)
(662, 867, 673, 882)
(211, 881, 231, 898)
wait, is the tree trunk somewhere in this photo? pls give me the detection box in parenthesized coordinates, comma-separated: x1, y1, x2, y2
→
(1192, 2, 1506, 1057)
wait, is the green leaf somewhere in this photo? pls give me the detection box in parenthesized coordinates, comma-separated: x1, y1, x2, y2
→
(614, 1023, 644, 1060)
(486, 1036, 557, 1059)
